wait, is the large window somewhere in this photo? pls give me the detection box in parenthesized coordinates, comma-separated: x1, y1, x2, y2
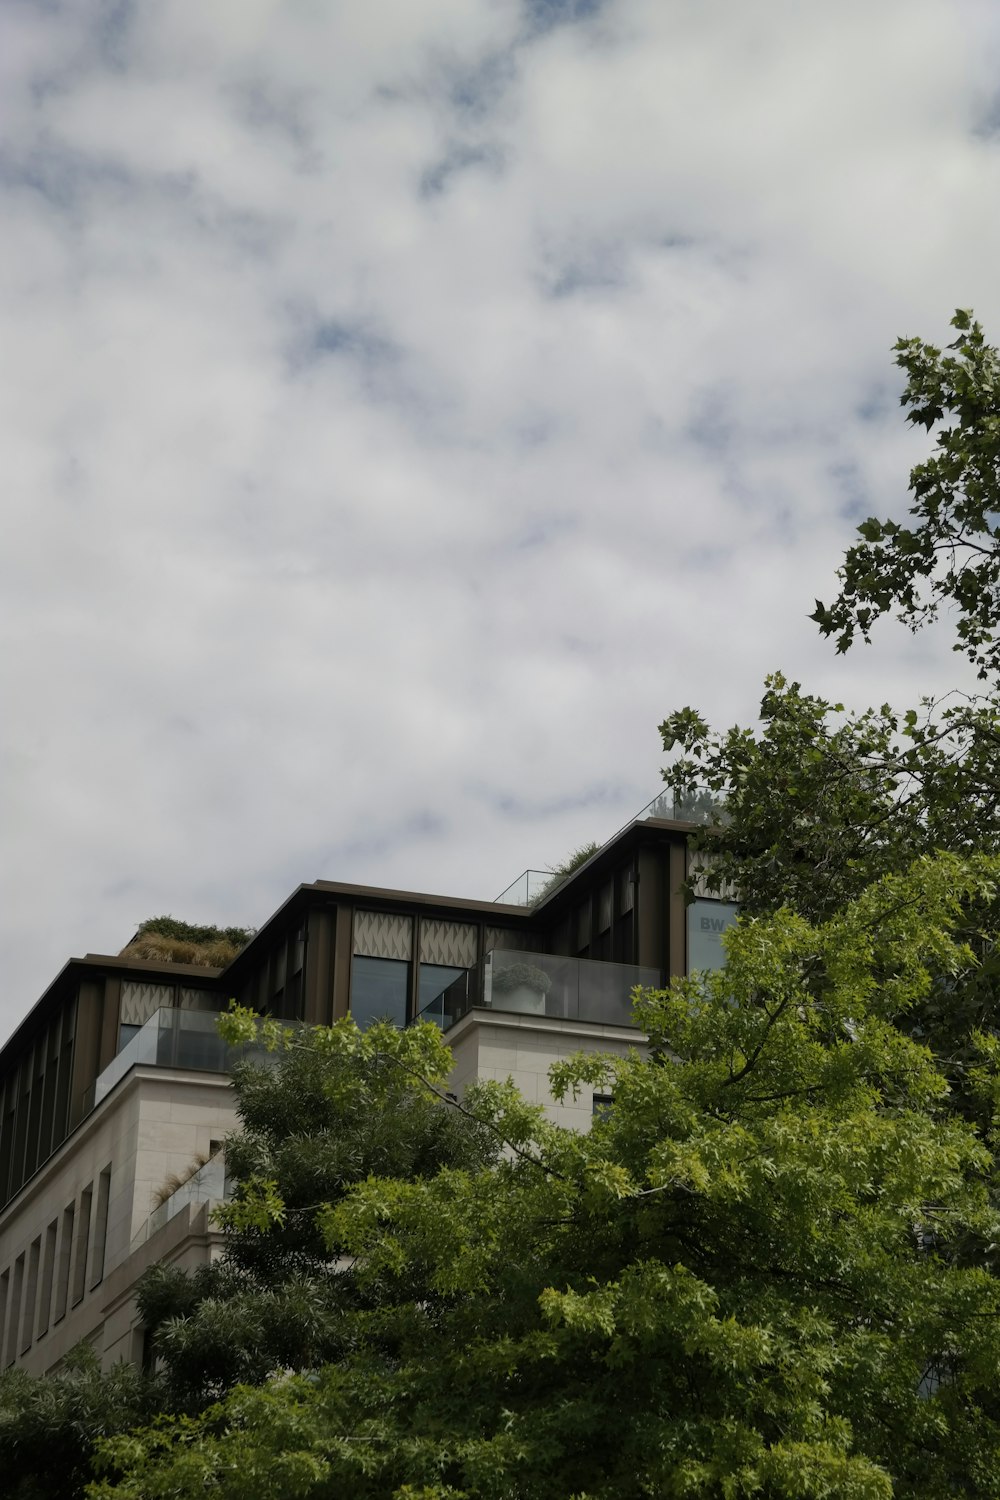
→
(350, 957, 409, 1030)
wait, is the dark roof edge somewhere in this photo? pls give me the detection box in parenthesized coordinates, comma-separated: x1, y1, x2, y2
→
(0, 954, 225, 1071)
(2, 819, 692, 1063)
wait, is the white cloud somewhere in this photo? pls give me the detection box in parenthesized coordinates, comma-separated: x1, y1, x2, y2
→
(2, 0, 999, 1035)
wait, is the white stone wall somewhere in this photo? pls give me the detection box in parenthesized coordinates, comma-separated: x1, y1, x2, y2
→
(0, 1068, 236, 1375)
(447, 1012, 643, 1132)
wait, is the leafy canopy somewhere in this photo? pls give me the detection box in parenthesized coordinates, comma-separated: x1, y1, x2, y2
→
(91, 857, 1000, 1500)
(813, 310, 1000, 677)
(660, 672, 1000, 924)
(135, 1014, 502, 1409)
(0, 1018, 502, 1500)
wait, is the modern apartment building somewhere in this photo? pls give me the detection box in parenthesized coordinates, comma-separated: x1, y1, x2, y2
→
(0, 798, 737, 1375)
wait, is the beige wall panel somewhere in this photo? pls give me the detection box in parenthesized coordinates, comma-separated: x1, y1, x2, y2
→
(448, 1015, 642, 1134)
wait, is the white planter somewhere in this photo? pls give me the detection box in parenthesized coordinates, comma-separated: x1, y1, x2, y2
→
(496, 985, 547, 1015)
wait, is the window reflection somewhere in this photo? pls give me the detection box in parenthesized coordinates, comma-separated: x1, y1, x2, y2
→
(687, 899, 739, 972)
(350, 956, 409, 1030)
(417, 964, 465, 1013)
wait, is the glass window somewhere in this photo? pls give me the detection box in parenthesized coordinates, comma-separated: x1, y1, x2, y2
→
(118, 1024, 141, 1054)
(417, 964, 466, 1013)
(687, 899, 739, 973)
(350, 956, 409, 1030)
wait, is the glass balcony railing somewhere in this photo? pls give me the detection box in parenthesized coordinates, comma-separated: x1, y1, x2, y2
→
(493, 869, 568, 906)
(629, 787, 723, 828)
(415, 949, 661, 1033)
(493, 789, 724, 906)
(86, 1007, 270, 1112)
(146, 1151, 230, 1238)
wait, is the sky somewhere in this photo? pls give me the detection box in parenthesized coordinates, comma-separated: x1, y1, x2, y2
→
(3, 0, 1000, 1041)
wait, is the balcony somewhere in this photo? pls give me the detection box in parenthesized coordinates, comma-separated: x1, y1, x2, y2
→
(416, 949, 661, 1033)
(147, 1151, 230, 1238)
(494, 788, 721, 906)
(86, 1007, 270, 1112)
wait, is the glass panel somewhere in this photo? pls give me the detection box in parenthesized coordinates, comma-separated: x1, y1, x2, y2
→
(634, 789, 723, 825)
(418, 964, 466, 1013)
(89, 1009, 273, 1111)
(416, 969, 476, 1030)
(687, 899, 739, 973)
(415, 951, 661, 1034)
(486, 951, 661, 1028)
(493, 870, 559, 906)
(146, 1152, 228, 1239)
(118, 1024, 141, 1054)
(350, 956, 409, 1030)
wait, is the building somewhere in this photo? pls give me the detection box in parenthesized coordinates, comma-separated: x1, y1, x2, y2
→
(0, 797, 737, 1374)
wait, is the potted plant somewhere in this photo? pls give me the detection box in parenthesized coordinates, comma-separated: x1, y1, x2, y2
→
(490, 961, 552, 1015)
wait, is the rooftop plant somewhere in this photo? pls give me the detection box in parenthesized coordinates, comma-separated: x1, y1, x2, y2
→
(119, 916, 256, 969)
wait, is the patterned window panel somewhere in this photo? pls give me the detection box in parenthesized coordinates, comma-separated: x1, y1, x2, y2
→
(120, 982, 174, 1027)
(178, 989, 217, 1012)
(420, 920, 477, 968)
(483, 926, 541, 954)
(353, 910, 413, 961)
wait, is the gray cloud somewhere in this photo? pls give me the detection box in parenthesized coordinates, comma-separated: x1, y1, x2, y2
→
(2, 0, 1000, 1035)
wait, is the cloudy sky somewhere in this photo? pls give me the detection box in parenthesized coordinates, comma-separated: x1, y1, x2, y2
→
(3, 0, 1000, 1039)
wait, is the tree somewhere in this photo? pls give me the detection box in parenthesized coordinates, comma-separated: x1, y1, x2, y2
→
(812, 310, 1000, 678)
(659, 675, 1000, 923)
(0, 1345, 158, 1500)
(657, 317, 1000, 1114)
(91, 857, 1000, 1499)
(136, 1017, 501, 1408)
(0, 1020, 500, 1499)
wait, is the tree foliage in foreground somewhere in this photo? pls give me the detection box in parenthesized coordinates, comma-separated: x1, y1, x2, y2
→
(0, 1346, 158, 1500)
(660, 673, 1000, 924)
(813, 309, 1000, 677)
(0, 1022, 500, 1499)
(138, 1019, 501, 1408)
(91, 857, 1000, 1499)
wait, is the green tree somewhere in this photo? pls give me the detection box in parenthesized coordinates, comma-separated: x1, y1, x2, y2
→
(0, 1020, 500, 1499)
(812, 310, 1000, 677)
(657, 317, 1000, 1111)
(90, 857, 1000, 1499)
(659, 674, 1000, 923)
(136, 1017, 501, 1408)
(0, 1345, 158, 1500)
